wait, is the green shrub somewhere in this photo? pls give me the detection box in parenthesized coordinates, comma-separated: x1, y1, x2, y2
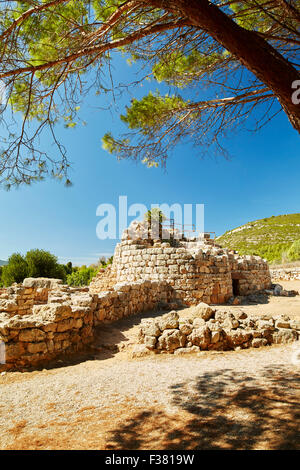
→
(1, 249, 68, 286)
(67, 266, 98, 287)
(1, 253, 29, 286)
(287, 240, 300, 262)
(25, 249, 62, 279)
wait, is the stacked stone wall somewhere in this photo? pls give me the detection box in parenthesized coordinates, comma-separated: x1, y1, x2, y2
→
(270, 267, 300, 281)
(138, 306, 300, 354)
(229, 254, 271, 295)
(90, 239, 271, 305)
(0, 278, 174, 371)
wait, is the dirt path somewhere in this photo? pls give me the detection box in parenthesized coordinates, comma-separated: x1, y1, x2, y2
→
(0, 281, 300, 450)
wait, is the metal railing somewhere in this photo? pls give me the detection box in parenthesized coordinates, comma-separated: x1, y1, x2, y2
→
(161, 218, 216, 244)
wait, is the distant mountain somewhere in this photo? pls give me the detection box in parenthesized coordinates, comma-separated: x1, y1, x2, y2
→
(0, 260, 7, 266)
(216, 213, 300, 263)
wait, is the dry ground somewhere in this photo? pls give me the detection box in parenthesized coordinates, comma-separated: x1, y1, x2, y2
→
(0, 280, 299, 450)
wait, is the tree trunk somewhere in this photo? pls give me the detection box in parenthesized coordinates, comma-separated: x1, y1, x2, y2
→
(154, 0, 300, 132)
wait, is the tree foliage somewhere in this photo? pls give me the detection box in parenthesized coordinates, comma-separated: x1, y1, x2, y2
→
(0, 0, 299, 187)
(1, 248, 68, 286)
(1, 253, 29, 286)
(66, 265, 98, 286)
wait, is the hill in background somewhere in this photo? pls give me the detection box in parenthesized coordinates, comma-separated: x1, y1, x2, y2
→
(216, 213, 300, 264)
(0, 260, 7, 266)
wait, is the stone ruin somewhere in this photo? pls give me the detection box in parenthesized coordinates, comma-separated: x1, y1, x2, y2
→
(90, 220, 272, 305)
(137, 305, 300, 356)
(0, 222, 298, 371)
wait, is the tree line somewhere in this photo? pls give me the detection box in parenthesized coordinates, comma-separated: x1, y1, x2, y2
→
(0, 249, 113, 287)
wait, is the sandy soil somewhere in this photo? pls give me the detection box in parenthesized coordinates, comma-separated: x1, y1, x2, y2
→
(0, 281, 299, 450)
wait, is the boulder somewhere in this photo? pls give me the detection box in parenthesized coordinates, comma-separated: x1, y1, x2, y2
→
(158, 311, 179, 331)
(174, 346, 200, 355)
(251, 338, 268, 348)
(191, 302, 215, 321)
(144, 335, 157, 350)
(131, 344, 152, 358)
(189, 326, 211, 350)
(225, 328, 252, 347)
(273, 284, 283, 296)
(157, 329, 185, 351)
(179, 322, 193, 336)
(19, 328, 46, 342)
(141, 320, 161, 337)
(272, 329, 298, 344)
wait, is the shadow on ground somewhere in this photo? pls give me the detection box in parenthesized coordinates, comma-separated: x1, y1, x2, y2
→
(106, 365, 300, 450)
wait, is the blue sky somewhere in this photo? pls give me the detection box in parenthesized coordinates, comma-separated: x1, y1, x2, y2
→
(0, 55, 299, 265)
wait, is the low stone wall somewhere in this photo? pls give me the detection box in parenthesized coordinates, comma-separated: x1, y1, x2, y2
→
(89, 264, 117, 293)
(230, 255, 271, 295)
(138, 304, 300, 354)
(270, 267, 300, 281)
(94, 280, 173, 325)
(0, 278, 174, 371)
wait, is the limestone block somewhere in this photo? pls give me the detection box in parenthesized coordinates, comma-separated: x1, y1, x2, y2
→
(157, 329, 186, 351)
(189, 326, 211, 350)
(27, 342, 48, 354)
(272, 329, 298, 344)
(158, 311, 179, 330)
(19, 328, 46, 342)
(191, 302, 214, 321)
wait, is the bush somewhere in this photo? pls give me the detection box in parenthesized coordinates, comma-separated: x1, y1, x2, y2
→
(1, 253, 29, 286)
(1, 249, 69, 286)
(287, 240, 300, 262)
(66, 266, 98, 287)
(25, 249, 67, 282)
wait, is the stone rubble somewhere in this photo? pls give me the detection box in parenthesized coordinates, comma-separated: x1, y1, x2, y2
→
(270, 267, 300, 281)
(138, 305, 300, 354)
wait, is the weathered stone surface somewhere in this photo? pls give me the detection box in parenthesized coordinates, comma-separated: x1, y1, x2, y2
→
(290, 320, 300, 330)
(225, 328, 252, 346)
(131, 344, 151, 358)
(189, 326, 211, 350)
(179, 322, 193, 335)
(27, 342, 48, 354)
(19, 328, 46, 342)
(193, 318, 206, 328)
(174, 346, 200, 355)
(157, 329, 186, 351)
(141, 320, 161, 337)
(251, 338, 268, 348)
(191, 303, 214, 321)
(158, 311, 179, 331)
(275, 316, 291, 329)
(144, 335, 157, 350)
(23, 278, 62, 289)
(272, 329, 298, 344)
